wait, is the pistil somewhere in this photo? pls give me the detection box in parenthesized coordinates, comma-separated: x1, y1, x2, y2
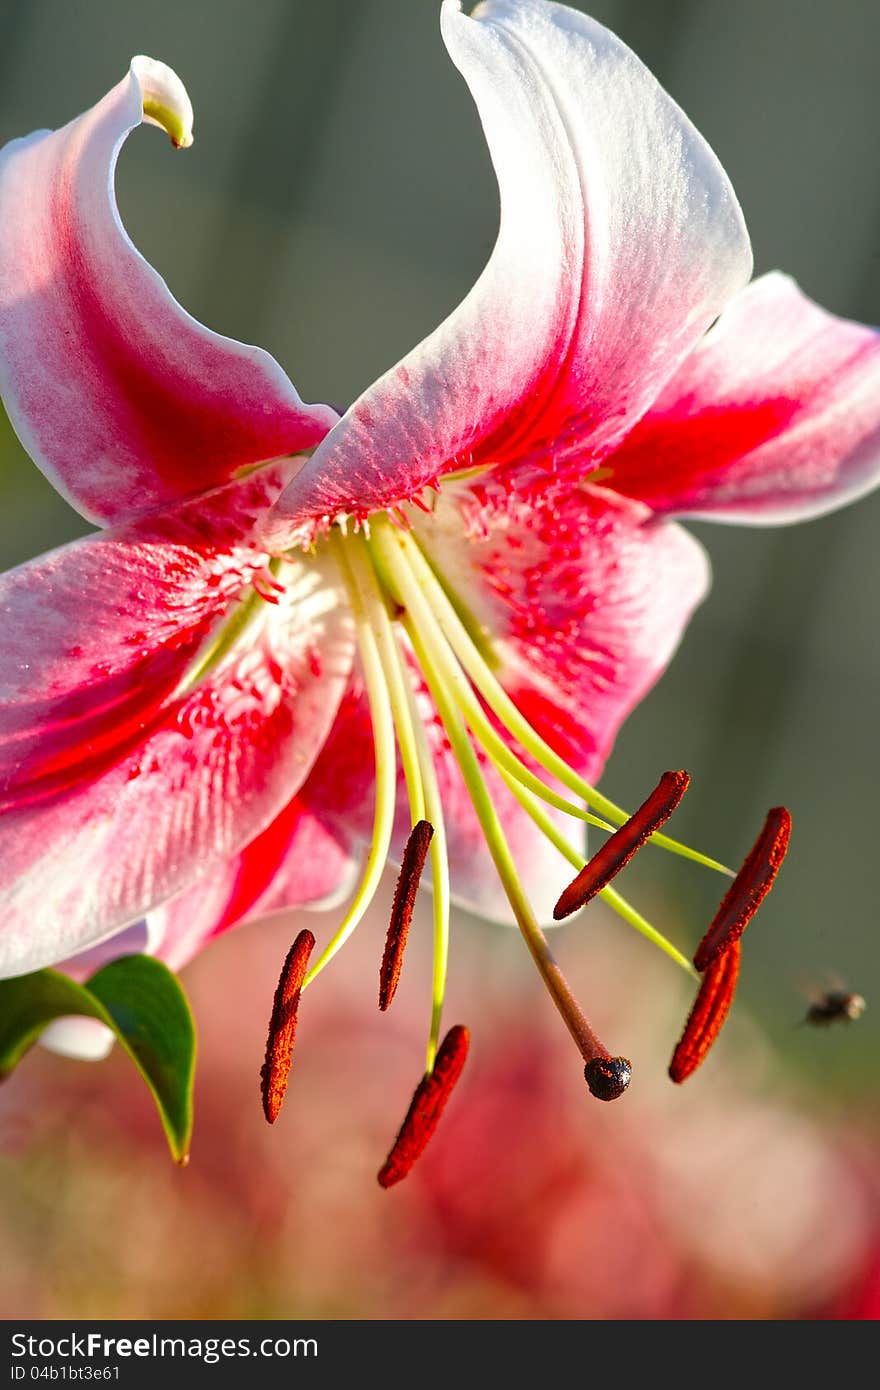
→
(377, 547, 624, 1081)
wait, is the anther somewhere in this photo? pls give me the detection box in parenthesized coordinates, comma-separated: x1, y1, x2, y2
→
(669, 940, 741, 1083)
(377, 1024, 469, 1188)
(584, 1055, 632, 1101)
(260, 929, 315, 1124)
(693, 808, 791, 971)
(379, 820, 434, 1011)
(553, 771, 690, 920)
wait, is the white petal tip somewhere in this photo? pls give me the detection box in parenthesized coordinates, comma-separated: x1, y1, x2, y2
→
(39, 1017, 116, 1062)
(131, 55, 194, 149)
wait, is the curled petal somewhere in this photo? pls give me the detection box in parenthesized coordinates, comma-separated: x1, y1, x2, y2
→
(607, 273, 880, 524)
(0, 57, 335, 526)
(266, 0, 750, 543)
(0, 537, 354, 978)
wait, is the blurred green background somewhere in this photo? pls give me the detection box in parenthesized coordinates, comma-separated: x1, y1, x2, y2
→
(0, 0, 878, 1319)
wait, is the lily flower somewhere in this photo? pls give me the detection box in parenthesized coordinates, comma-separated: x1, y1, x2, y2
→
(1, 1, 879, 1161)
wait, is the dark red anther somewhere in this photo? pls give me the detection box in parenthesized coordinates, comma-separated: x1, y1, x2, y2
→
(693, 807, 791, 971)
(379, 820, 434, 1011)
(669, 940, 741, 1084)
(377, 1025, 470, 1189)
(553, 770, 690, 920)
(260, 929, 315, 1124)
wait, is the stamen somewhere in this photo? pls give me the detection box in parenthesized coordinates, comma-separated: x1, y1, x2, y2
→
(302, 537, 398, 989)
(399, 654, 451, 1073)
(668, 940, 741, 1084)
(385, 587, 626, 1088)
(380, 820, 434, 1011)
(260, 929, 315, 1123)
(387, 522, 732, 878)
(693, 808, 791, 972)
(497, 763, 696, 976)
(553, 770, 690, 920)
(369, 520, 618, 834)
(377, 1024, 470, 1188)
(344, 538, 451, 1071)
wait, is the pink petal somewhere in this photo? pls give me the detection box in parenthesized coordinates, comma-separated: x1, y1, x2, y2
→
(605, 273, 880, 524)
(55, 921, 158, 982)
(0, 56, 335, 526)
(144, 679, 378, 975)
(0, 533, 354, 978)
(0, 464, 294, 806)
(148, 779, 365, 974)
(266, 0, 751, 545)
(398, 479, 710, 924)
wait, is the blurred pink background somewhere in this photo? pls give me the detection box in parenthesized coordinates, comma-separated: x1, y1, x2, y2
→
(1, 883, 878, 1320)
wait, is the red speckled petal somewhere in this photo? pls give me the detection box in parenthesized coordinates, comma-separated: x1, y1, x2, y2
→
(265, 0, 750, 544)
(606, 273, 880, 524)
(0, 517, 354, 977)
(146, 794, 363, 975)
(0, 57, 335, 526)
(0, 463, 295, 806)
(385, 481, 710, 925)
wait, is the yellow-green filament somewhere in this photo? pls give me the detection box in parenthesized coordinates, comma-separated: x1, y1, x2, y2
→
(400, 649, 451, 1074)
(369, 521, 616, 833)
(302, 535, 398, 989)
(599, 885, 699, 981)
(346, 533, 425, 825)
(394, 521, 732, 878)
(396, 582, 606, 1062)
(346, 537, 453, 1073)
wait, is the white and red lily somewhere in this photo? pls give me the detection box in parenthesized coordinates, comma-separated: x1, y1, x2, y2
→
(1, 2, 878, 1087)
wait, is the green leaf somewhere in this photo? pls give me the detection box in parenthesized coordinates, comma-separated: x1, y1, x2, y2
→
(0, 955, 196, 1164)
